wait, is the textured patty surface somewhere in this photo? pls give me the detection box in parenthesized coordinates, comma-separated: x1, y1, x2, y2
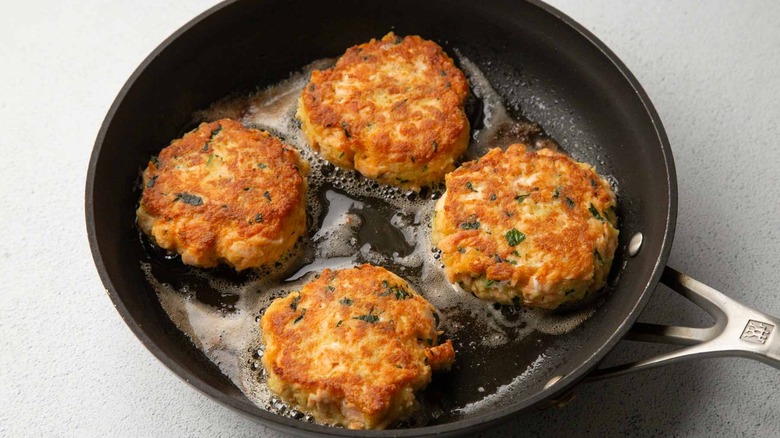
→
(136, 118, 309, 270)
(431, 145, 619, 309)
(260, 265, 455, 430)
(297, 32, 470, 190)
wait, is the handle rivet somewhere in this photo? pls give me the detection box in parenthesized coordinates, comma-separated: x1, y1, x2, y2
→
(544, 375, 564, 389)
(628, 232, 643, 257)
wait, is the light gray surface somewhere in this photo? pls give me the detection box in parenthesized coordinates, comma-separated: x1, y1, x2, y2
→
(1, 0, 778, 436)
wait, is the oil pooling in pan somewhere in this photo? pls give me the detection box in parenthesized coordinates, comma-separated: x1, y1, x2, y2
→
(139, 53, 605, 427)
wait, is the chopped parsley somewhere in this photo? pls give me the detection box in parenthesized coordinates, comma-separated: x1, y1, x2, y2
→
(594, 248, 604, 263)
(457, 246, 466, 254)
(341, 121, 351, 138)
(353, 313, 379, 324)
(432, 141, 438, 152)
(257, 162, 267, 169)
(210, 125, 222, 140)
(264, 191, 271, 202)
(553, 187, 561, 198)
(150, 155, 159, 166)
(380, 280, 412, 300)
(290, 294, 301, 311)
(515, 194, 529, 203)
(589, 203, 605, 222)
(174, 192, 203, 206)
(505, 228, 525, 246)
(202, 125, 221, 151)
(293, 308, 306, 324)
(206, 154, 214, 166)
(339, 297, 353, 306)
(336, 320, 343, 327)
(490, 193, 497, 201)
(565, 197, 575, 208)
(485, 279, 496, 288)
(459, 220, 480, 230)
(466, 181, 477, 192)
(326, 285, 335, 292)
(254, 213, 263, 223)
(146, 175, 158, 188)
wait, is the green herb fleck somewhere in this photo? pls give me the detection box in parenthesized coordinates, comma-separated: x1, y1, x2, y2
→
(336, 320, 343, 327)
(459, 220, 480, 230)
(254, 213, 263, 223)
(257, 163, 267, 169)
(210, 125, 222, 140)
(264, 191, 271, 202)
(206, 154, 214, 166)
(511, 250, 520, 257)
(326, 285, 335, 292)
(594, 248, 603, 263)
(353, 313, 379, 324)
(486, 279, 496, 288)
(150, 155, 159, 166)
(174, 192, 203, 206)
(293, 308, 306, 324)
(339, 151, 345, 158)
(290, 294, 301, 311)
(147, 175, 158, 188)
(505, 228, 525, 246)
(396, 364, 403, 369)
(339, 297, 353, 306)
(466, 182, 477, 192)
(457, 246, 466, 254)
(515, 194, 529, 203)
(432, 141, 438, 152)
(395, 287, 412, 300)
(590, 178, 598, 189)
(553, 187, 561, 199)
(341, 121, 351, 138)
(565, 197, 575, 208)
(589, 203, 605, 222)
(490, 193, 497, 201)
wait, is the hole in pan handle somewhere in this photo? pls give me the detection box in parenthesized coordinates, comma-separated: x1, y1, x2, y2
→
(586, 266, 780, 381)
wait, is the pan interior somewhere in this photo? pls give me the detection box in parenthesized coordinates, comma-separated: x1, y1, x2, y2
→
(88, 0, 674, 434)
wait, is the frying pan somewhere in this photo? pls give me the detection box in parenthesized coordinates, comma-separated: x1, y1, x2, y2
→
(85, 0, 780, 436)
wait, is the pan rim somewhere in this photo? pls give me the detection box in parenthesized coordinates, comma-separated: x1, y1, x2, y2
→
(85, 0, 678, 435)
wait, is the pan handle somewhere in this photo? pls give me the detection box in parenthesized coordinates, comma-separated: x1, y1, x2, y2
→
(586, 266, 780, 381)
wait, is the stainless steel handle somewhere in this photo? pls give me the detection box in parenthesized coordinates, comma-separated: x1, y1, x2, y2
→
(587, 266, 780, 381)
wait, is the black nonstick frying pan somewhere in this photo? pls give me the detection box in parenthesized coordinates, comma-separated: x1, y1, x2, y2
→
(85, 0, 780, 436)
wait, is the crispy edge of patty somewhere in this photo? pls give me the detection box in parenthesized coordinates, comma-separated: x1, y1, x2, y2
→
(136, 118, 309, 270)
(260, 264, 455, 429)
(297, 32, 470, 190)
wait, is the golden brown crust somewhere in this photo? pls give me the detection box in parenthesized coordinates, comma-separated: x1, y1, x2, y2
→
(431, 145, 619, 308)
(297, 32, 470, 190)
(136, 119, 309, 270)
(260, 264, 454, 429)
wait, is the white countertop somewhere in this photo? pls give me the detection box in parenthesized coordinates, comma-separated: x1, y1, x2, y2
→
(2, 1, 779, 436)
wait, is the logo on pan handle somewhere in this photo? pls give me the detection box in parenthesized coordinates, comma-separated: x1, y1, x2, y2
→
(740, 320, 774, 344)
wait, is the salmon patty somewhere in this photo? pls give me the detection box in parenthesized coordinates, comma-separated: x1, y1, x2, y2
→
(136, 118, 309, 270)
(260, 265, 455, 429)
(431, 145, 619, 309)
(297, 32, 470, 190)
